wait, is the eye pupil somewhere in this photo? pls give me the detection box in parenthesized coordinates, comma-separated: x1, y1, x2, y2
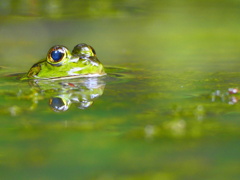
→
(51, 50, 64, 62)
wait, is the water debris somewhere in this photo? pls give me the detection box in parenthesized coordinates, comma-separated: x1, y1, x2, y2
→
(144, 125, 156, 139)
(164, 119, 186, 137)
(212, 88, 240, 104)
(8, 106, 21, 116)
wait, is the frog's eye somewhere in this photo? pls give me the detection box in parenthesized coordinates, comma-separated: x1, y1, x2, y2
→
(72, 43, 96, 57)
(47, 45, 69, 65)
(89, 46, 96, 56)
(51, 50, 64, 62)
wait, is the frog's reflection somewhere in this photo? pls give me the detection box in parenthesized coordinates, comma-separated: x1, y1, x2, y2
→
(29, 77, 105, 112)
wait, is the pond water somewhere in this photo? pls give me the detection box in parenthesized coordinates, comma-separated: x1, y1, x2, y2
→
(1, 0, 240, 179)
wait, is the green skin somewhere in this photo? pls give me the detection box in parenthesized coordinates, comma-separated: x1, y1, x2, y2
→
(21, 43, 106, 80)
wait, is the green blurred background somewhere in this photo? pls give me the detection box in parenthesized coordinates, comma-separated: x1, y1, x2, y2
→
(1, 0, 240, 179)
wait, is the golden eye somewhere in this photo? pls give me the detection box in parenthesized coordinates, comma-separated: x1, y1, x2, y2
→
(47, 45, 69, 65)
(89, 46, 96, 56)
(72, 43, 96, 57)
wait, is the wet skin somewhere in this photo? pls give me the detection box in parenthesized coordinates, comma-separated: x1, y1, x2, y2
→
(21, 43, 106, 80)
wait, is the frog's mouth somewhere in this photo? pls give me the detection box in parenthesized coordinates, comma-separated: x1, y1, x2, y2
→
(34, 73, 107, 81)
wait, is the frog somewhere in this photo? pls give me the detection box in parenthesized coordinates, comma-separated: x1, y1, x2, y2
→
(21, 43, 106, 80)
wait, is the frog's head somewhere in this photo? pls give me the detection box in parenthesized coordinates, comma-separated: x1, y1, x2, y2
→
(21, 44, 105, 80)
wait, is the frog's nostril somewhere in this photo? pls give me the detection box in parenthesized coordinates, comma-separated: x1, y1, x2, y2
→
(51, 50, 64, 62)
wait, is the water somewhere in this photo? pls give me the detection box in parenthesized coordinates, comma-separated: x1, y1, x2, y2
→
(1, 0, 240, 179)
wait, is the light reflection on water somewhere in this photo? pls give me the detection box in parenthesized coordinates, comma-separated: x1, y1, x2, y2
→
(1, 0, 240, 179)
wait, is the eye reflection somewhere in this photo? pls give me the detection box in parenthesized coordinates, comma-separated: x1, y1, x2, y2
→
(49, 97, 70, 112)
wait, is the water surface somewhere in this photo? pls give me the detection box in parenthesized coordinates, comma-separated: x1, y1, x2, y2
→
(1, 0, 240, 179)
